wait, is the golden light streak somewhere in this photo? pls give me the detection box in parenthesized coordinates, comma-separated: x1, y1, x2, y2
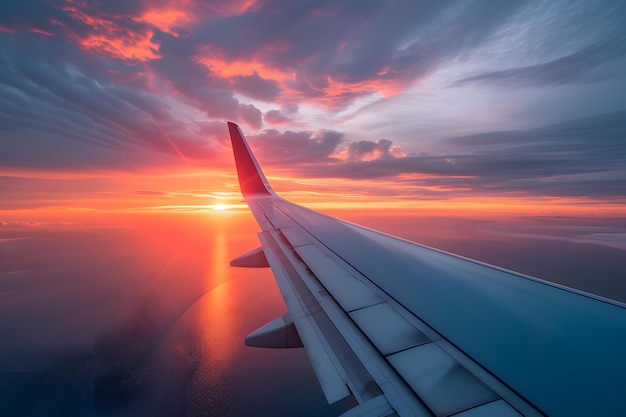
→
(199, 222, 237, 368)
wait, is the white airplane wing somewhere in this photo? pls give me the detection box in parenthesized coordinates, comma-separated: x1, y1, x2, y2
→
(227, 122, 626, 417)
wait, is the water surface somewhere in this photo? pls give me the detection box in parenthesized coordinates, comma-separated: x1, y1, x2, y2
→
(1, 210, 624, 416)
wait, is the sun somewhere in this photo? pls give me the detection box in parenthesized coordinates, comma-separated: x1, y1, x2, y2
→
(212, 203, 228, 211)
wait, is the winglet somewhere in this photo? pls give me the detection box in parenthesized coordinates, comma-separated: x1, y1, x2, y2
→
(227, 122, 273, 197)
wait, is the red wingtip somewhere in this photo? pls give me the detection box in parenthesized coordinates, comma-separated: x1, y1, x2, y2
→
(228, 122, 273, 197)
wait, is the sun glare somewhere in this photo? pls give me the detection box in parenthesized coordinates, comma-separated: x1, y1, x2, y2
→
(212, 203, 228, 211)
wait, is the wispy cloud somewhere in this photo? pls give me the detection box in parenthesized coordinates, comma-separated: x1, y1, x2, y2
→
(453, 36, 626, 88)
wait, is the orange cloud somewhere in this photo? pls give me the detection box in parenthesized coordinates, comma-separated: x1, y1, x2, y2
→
(194, 46, 408, 108)
(132, 0, 260, 38)
(57, 0, 261, 62)
(307, 74, 404, 109)
(194, 48, 287, 82)
(61, 1, 161, 61)
(79, 30, 160, 61)
(134, 2, 197, 38)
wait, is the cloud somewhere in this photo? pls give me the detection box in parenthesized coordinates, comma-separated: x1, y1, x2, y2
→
(453, 36, 626, 88)
(340, 139, 405, 161)
(238, 103, 262, 129)
(59, 1, 162, 62)
(1, 0, 625, 208)
(264, 109, 293, 125)
(248, 128, 411, 170)
(249, 129, 343, 163)
(230, 72, 280, 101)
(291, 112, 626, 198)
(184, 0, 527, 108)
(0, 34, 224, 171)
(3, 1, 625, 117)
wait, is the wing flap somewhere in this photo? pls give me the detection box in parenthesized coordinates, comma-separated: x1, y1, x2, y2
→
(294, 244, 384, 312)
(388, 343, 497, 416)
(349, 303, 429, 356)
(453, 400, 522, 417)
(337, 395, 395, 417)
(293, 314, 353, 404)
(256, 230, 353, 404)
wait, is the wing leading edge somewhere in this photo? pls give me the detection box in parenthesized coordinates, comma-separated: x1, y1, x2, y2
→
(227, 122, 626, 417)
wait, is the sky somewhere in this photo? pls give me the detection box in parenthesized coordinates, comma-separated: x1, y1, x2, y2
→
(1, 0, 625, 217)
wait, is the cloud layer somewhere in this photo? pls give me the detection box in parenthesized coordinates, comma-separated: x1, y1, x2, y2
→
(267, 112, 626, 199)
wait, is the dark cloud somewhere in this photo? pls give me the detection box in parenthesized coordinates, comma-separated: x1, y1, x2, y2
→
(0, 0, 269, 129)
(188, 0, 527, 107)
(343, 139, 400, 161)
(150, 57, 238, 117)
(230, 73, 280, 101)
(0, 34, 221, 170)
(291, 112, 626, 198)
(250, 129, 343, 163)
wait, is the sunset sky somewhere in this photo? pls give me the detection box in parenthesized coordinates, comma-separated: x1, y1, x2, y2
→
(1, 0, 626, 217)
(1, 3, 626, 415)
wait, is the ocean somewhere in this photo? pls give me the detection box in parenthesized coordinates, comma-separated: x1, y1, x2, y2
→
(1, 210, 624, 416)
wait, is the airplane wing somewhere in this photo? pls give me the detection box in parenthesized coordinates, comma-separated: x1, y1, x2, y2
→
(227, 122, 626, 417)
